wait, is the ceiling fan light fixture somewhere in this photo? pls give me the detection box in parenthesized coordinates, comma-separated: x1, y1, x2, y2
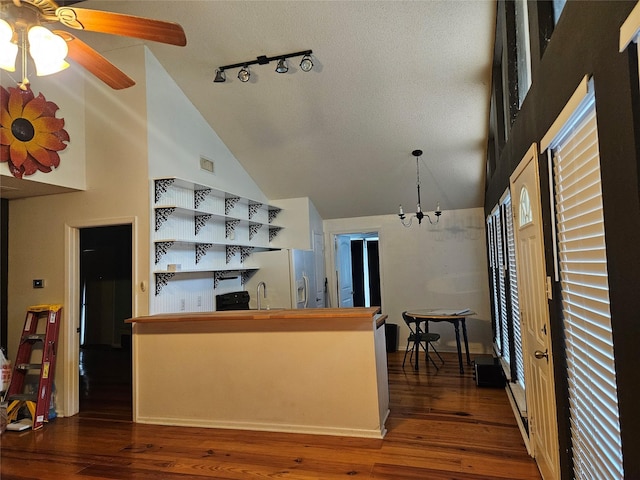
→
(299, 54, 313, 72)
(213, 69, 226, 83)
(0, 19, 17, 72)
(238, 66, 250, 83)
(28, 26, 69, 76)
(275, 57, 288, 74)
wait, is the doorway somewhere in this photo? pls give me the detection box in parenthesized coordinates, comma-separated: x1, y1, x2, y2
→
(334, 232, 381, 309)
(510, 144, 559, 479)
(78, 225, 132, 421)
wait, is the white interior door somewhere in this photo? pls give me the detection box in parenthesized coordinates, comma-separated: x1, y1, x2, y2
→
(335, 235, 353, 308)
(510, 144, 560, 480)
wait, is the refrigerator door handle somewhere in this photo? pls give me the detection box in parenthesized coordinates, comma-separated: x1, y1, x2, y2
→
(303, 275, 309, 307)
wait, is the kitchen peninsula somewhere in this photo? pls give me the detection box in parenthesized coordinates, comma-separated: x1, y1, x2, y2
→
(126, 307, 389, 438)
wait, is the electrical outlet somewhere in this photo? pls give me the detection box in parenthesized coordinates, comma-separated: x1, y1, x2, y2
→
(180, 299, 186, 311)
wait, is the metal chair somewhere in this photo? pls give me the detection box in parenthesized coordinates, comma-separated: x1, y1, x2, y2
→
(402, 311, 444, 370)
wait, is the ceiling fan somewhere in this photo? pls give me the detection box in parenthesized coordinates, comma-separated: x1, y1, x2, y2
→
(0, 0, 187, 89)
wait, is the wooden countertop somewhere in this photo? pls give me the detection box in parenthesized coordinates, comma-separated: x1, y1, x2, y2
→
(127, 307, 385, 326)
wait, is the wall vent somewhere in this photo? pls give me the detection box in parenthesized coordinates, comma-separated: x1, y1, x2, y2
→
(200, 156, 214, 173)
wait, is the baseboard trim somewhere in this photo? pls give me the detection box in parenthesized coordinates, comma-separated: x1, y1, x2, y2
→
(135, 415, 386, 439)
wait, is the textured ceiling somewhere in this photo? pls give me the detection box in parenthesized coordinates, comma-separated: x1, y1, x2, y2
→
(2, 1, 496, 219)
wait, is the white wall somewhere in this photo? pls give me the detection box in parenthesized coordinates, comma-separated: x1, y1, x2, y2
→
(145, 51, 267, 203)
(143, 49, 277, 312)
(270, 197, 321, 250)
(324, 208, 493, 355)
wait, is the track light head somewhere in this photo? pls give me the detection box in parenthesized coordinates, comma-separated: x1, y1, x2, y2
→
(275, 57, 288, 74)
(299, 54, 313, 72)
(238, 66, 250, 83)
(213, 69, 226, 83)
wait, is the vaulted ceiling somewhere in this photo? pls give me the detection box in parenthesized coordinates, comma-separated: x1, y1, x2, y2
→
(2, 1, 496, 220)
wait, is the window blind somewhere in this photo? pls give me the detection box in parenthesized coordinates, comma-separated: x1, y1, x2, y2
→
(551, 99, 623, 480)
(489, 201, 523, 381)
(487, 216, 501, 352)
(498, 203, 509, 366)
(504, 196, 524, 387)
(496, 211, 508, 361)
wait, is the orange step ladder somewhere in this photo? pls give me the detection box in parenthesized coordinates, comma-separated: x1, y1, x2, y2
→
(6, 305, 62, 430)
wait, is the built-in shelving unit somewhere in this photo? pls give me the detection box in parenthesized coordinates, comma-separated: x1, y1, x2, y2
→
(151, 177, 282, 313)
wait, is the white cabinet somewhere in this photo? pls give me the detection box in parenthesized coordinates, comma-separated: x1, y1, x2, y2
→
(151, 177, 282, 314)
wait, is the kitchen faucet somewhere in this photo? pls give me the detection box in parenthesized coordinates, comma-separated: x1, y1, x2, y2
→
(256, 281, 267, 310)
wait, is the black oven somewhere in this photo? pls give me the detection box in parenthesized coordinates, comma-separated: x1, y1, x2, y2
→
(215, 291, 250, 311)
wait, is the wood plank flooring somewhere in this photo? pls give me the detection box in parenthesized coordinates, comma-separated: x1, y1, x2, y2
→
(0, 350, 542, 479)
(78, 345, 132, 422)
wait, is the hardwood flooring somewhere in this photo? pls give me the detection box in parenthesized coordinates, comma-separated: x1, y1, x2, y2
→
(78, 345, 132, 422)
(1, 350, 542, 479)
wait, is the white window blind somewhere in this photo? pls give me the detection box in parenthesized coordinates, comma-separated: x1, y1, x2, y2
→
(503, 196, 525, 387)
(498, 202, 509, 365)
(487, 215, 502, 353)
(489, 197, 524, 384)
(551, 97, 623, 480)
(496, 211, 507, 360)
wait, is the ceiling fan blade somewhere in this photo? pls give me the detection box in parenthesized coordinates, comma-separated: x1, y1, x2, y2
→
(55, 7, 187, 46)
(54, 30, 135, 90)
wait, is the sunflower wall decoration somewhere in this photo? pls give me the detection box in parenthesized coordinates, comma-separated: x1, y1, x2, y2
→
(0, 85, 70, 179)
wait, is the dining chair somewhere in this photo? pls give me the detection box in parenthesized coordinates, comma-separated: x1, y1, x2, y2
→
(401, 311, 444, 370)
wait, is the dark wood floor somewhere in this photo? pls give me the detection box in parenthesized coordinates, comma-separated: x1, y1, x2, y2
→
(1, 349, 542, 479)
(78, 344, 132, 422)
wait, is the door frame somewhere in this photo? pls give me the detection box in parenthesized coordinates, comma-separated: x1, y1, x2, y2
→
(510, 143, 559, 480)
(335, 234, 354, 308)
(325, 227, 384, 310)
(62, 216, 138, 417)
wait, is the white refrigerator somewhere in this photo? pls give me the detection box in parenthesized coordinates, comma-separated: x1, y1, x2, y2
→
(245, 249, 315, 309)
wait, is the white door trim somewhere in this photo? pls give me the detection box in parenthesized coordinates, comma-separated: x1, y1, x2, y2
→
(62, 216, 138, 417)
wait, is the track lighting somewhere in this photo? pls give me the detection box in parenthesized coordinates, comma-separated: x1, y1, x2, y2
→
(213, 49, 312, 83)
(275, 57, 288, 73)
(213, 69, 226, 83)
(299, 54, 313, 72)
(237, 66, 250, 82)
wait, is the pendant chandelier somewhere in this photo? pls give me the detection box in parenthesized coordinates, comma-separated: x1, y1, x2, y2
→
(398, 149, 442, 227)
